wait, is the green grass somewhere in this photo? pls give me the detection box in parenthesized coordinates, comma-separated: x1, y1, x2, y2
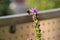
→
(25, 0, 60, 10)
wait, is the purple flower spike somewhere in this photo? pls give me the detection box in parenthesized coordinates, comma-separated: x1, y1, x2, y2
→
(29, 8, 38, 14)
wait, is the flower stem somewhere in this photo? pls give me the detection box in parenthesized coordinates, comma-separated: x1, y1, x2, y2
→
(33, 14, 41, 40)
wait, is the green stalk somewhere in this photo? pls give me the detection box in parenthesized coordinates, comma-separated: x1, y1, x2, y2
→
(33, 14, 41, 40)
(27, 8, 41, 40)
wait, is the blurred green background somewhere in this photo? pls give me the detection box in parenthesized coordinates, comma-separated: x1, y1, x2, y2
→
(25, 0, 60, 10)
(0, 0, 60, 16)
(0, 0, 13, 16)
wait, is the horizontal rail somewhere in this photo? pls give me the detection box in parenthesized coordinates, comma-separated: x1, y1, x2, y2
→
(0, 8, 60, 19)
(0, 8, 60, 27)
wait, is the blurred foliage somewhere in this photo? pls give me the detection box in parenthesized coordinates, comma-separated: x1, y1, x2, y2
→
(0, 0, 60, 16)
(0, 0, 13, 16)
(25, 0, 60, 10)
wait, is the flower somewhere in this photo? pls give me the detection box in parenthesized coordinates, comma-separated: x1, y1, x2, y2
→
(29, 8, 38, 14)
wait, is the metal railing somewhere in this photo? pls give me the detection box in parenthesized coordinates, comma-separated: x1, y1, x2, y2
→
(0, 8, 60, 26)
